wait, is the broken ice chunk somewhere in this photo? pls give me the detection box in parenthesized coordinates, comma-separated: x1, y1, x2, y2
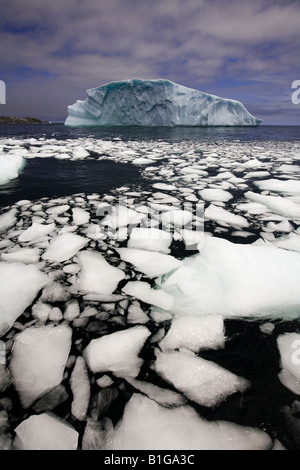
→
(128, 227, 172, 253)
(0, 208, 18, 234)
(277, 333, 300, 395)
(154, 349, 249, 407)
(83, 326, 151, 378)
(18, 222, 56, 243)
(159, 315, 225, 352)
(42, 232, 89, 263)
(9, 324, 72, 408)
(70, 356, 90, 421)
(116, 248, 181, 278)
(14, 413, 78, 450)
(123, 281, 173, 311)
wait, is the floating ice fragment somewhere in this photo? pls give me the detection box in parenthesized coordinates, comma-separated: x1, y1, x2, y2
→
(76, 250, 125, 295)
(70, 356, 90, 421)
(123, 281, 173, 311)
(0, 154, 25, 185)
(159, 315, 225, 352)
(42, 232, 88, 263)
(128, 227, 172, 253)
(199, 188, 233, 202)
(205, 204, 249, 228)
(106, 394, 271, 450)
(9, 324, 72, 408)
(83, 326, 151, 378)
(116, 247, 181, 278)
(0, 208, 18, 234)
(0, 262, 49, 336)
(72, 207, 90, 225)
(0, 247, 41, 264)
(14, 413, 78, 450)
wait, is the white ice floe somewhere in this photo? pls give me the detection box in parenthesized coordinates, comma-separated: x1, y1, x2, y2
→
(0, 208, 18, 234)
(18, 222, 56, 243)
(14, 413, 78, 450)
(46, 204, 70, 215)
(42, 232, 89, 263)
(106, 394, 271, 450)
(116, 248, 181, 278)
(100, 204, 144, 231)
(126, 378, 186, 407)
(255, 179, 300, 196)
(199, 188, 233, 202)
(0, 247, 41, 264)
(0, 154, 25, 185)
(154, 349, 249, 407)
(123, 281, 173, 311)
(157, 236, 300, 320)
(9, 324, 72, 408)
(245, 191, 300, 220)
(0, 262, 49, 336)
(159, 315, 225, 352)
(84, 326, 151, 378)
(70, 356, 91, 421)
(205, 204, 249, 229)
(128, 227, 172, 253)
(76, 250, 125, 295)
(72, 207, 90, 226)
(277, 333, 300, 395)
(272, 232, 300, 252)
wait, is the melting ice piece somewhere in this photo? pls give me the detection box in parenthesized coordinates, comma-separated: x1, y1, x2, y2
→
(245, 191, 300, 219)
(123, 281, 173, 311)
(70, 356, 90, 421)
(0, 262, 49, 336)
(65, 79, 262, 127)
(76, 250, 125, 295)
(157, 236, 300, 320)
(0, 154, 25, 185)
(205, 204, 249, 229)
(14, 413, 78, 450)
(154, 350, 249, 407)
(9, 324, 72, 408)
(42, 232, 89, 262)
(72, 207, 90, 225)
(0, 208, 18, 234)
(199, 188, 233, 202)
(100, 204, 145, 231)
(277, 333, 300, 395)
(83, 326, 151, 378)
(106, 394, 271, 450)
(18, 222, 56, 243)
(116, 248, 181, 278)
(128, 227, 172, 253)
(159, 315, 225, 352)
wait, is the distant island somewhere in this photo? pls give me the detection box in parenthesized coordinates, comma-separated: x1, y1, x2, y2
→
(0, 116, 49, 124)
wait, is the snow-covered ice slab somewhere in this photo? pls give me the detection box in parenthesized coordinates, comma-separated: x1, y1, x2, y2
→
(106, 394, 271, 450)
(205, 204, 249, 229)
(9, 324, 72, 408)
(18, 222, 56, 243)
(84, 326, 151, 378)
(14, 413, 78, 450)
(159, 315, 225, 352)
(76, 250, 125, 295)
(0, 208, 18, 234)
(277, 333, 300, 395)
(0, 154, 25, 185)
(65, 79, 262, 127)
(157, 236, 300, 320)
(128, 227, 172, 253)
(42, 232, 88, 263)
(154, 350, 249, 407)
(0, 262, 49, 336)
(116, 248, 181, 278)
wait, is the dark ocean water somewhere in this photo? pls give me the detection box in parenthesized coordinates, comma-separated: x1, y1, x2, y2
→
(0, 122, 300, 142)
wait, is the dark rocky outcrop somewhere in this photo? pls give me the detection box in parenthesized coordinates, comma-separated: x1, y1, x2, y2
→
(0, 116, 49, 124)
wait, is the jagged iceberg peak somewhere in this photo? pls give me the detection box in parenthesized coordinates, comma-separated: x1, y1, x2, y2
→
(65, 79, 262, 127)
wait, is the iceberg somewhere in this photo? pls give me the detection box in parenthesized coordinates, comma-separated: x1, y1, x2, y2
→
(65, 79, 262, 127)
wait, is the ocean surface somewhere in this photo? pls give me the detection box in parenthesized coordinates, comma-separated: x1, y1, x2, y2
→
(0, 123, 300, 451)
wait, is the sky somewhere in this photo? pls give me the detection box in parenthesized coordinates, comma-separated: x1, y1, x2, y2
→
(0, 0, 300, 125)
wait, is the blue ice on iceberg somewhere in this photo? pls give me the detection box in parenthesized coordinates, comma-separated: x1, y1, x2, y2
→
(65, 79, 262, 127)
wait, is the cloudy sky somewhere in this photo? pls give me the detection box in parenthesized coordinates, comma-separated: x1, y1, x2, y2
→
(0, 0, 300, 124)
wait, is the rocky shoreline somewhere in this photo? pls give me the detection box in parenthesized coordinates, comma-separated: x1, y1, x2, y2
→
(0, 116, 49, 124)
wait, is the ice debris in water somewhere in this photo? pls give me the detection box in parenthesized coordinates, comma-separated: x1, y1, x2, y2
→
(106, 394, 271, 450)
(83, 326, 151, 378)
(277, 333, 300, 395)
(157, 236, 300, 320)
(116, 247, 181, 277)
(65, 79, 262, 127)
(14, 413, 78, 450)
(154, 349, 249, 407)
(0, 262, 49, 336)
(9, 324, 72, 408)
(42, 232, 89, 263)
(0, 154, 25, 186)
